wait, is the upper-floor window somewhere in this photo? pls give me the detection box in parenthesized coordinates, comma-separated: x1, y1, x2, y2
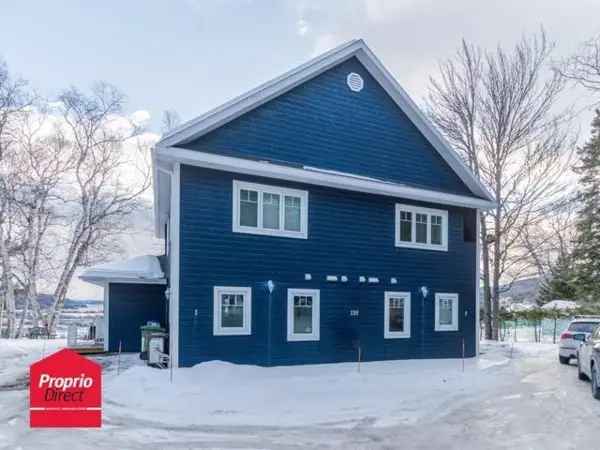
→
(233, 180, 308, 239)
(395, 204, 448, 251)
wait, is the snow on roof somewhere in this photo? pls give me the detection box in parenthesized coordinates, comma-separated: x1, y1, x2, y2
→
(508, 302, 537, 312)
(541, 300, 578, 311)
(79, 255, 165, 285)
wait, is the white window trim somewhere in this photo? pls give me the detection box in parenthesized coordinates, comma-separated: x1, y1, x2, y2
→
(213, 286, 252, 336)
(384, 291, 411, 339)
(287, 288, 320, 342)
(435, 293, 459, 332)
(395, 204, 448, 251)
(232, 180, 308, 239)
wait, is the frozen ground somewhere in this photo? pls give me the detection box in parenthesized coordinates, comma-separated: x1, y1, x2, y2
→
(1, 340, 599, 449)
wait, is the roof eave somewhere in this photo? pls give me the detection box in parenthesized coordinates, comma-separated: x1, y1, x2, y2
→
(156, 146, 495, 210)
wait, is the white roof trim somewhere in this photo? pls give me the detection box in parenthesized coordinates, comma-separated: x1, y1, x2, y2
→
(79, 255, 166, 286)
(156, 38, 494, 203)
(155, 146, 495, 210)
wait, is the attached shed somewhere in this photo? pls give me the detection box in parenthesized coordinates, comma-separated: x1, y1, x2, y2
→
(80, 255, 168, 352)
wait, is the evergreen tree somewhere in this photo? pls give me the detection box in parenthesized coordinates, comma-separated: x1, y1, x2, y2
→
(572, 109, 600, 302)
(537, 253, 577, 305)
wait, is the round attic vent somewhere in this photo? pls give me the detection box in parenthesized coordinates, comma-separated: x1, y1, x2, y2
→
(346, 72, 364, 92)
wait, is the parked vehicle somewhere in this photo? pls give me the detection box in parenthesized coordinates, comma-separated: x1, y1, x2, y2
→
(576, 326, 600, 400)
(558, 317, 600, 364)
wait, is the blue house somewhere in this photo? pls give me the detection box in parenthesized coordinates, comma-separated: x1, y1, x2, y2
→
(81, 40, 494, 367)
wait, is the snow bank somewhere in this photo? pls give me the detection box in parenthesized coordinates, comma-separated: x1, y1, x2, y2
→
(541, 300, 578, 311)
(0, 339, 66, 388)
(105, 343, 549, 428)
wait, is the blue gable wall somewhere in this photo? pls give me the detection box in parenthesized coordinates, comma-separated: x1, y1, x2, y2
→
(177, 165, 477, 367)
(181, 57, 475, 198)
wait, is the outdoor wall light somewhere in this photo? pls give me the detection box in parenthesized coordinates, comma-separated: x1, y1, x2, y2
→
(420, 286, 429, 298)
(267, 280, 275, 293)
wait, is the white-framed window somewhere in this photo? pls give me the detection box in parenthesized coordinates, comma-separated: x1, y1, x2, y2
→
(213, 286, 252, 335)
(435, 293, 459, 331)
(384, 291, 411, 338)
(395, 204, 448, 251)
(233, 180, 308, 239)
(287, 289, 320, 341)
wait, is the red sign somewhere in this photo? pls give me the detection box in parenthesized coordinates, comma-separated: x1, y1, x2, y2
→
(30, 348, 102, 427)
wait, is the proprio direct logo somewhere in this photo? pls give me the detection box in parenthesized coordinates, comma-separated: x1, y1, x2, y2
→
(30, 348, 102, 427)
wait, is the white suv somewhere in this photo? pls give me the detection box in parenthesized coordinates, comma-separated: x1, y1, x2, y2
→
(559, 317, 600, 364)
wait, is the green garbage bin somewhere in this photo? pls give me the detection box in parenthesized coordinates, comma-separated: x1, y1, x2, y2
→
(140, 323, 165, 360)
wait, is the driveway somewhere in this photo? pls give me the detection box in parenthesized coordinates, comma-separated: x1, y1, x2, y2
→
(1, 342, 599, 449)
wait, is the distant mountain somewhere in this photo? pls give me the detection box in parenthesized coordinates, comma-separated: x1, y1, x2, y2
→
(15, 294, 102, 310)
(479, 277, 541, 305)
(500, 277, 540, 303)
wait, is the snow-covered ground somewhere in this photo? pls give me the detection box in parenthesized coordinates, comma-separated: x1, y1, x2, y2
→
(1, 339, 599, 449)
(0, 339, 65, 389)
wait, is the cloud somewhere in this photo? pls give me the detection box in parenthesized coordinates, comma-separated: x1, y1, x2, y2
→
(363, 0, 417, 23)
(297, 18, 310, 36)
(311, 33, 345, 57)
(130, 109, 151, 127)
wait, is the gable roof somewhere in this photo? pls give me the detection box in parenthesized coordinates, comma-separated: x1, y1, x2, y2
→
(157, 39, 494, 204)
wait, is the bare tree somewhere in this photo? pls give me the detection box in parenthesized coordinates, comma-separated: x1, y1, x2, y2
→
(0, 59, 33, 338)
(10, 108, 71, 337)
(557, 34, 600, 95)
(427, 30, 575, 339)
(43, 83, 151, 333)
(161, 109, 181, 134)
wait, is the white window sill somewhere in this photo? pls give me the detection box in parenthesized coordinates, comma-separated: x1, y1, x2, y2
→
(384, 332, 411, 339)
(287, 334, 319, 342)
(233, 225, 307, 239)
(395, 241, 447, 252)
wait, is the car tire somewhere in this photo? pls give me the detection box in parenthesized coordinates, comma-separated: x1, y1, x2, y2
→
(592, 365, 600, 400)
(559, 356, 570, 365)
(578, 356, 589, 381)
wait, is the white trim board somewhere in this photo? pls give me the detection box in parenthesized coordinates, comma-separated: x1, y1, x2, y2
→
(475, 210, 481, 356)
(169, 163, 181, 368)
(156, 39, 494, 204)
(81, 277, 167, 286)
(155, 147, 494, 222)
(103, 282, 109, 352)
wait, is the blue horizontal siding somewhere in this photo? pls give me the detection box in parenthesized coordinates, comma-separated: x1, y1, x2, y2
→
(177, 165, 477, 367)
(182, 57, 476, 198)
(108, 283, 167, 353)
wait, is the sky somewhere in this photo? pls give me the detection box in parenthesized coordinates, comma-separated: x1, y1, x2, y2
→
(3, 0, 600, 299)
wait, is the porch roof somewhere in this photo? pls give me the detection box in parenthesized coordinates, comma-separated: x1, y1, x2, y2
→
(79, 255, 167, 286)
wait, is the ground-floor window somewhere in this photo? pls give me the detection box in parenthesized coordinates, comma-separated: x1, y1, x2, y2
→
(213, 286, 252, 335)
(384, 291, 411, 338)
(435, 293, 459, 331)
(287, 289, 320, 341)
